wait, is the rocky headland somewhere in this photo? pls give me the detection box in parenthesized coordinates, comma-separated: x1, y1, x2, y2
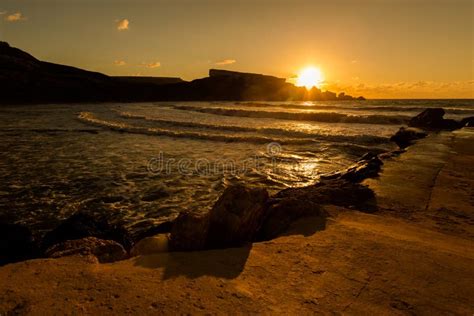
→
(0, 41, 363, 104)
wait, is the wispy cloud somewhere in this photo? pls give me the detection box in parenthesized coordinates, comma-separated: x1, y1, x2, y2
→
(116, 19, 129, 31)
(114, 60, 126, 66)
(5, 12, 27, 22)
(141, 61, 161, 68)
(215, 59, 236, 66)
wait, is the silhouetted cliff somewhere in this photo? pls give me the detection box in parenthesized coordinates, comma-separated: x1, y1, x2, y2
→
(0, 42, 364, 104)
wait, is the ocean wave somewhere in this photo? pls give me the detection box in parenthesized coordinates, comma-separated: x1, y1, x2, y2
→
(78, 112, 317, 145)
(235, 102, 474, 115)
(0, 128, 99, 134)
(168, 105, 411, 125)
(117, 111, 390, 145)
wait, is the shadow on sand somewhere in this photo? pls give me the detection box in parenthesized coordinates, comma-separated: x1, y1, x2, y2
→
(131, 215, 332, 280)
(132, 244, 253, 280)
(280, 215, 328, 238)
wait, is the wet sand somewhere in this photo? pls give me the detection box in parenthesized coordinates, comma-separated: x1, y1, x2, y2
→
(0, 129, 473, 315)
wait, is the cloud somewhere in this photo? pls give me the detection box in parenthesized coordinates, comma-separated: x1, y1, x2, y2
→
(5, 12, 27, 22)
(116, 19, 129, 31)
(141, 61, 161, 68)
(215, 59, 236, 66)
(114, 60, 126, 66)
(350, 60, 358, 64)
(0, 11, 6, 15)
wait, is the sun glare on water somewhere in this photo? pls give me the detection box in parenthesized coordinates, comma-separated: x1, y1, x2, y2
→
(296, 67, 324, 89)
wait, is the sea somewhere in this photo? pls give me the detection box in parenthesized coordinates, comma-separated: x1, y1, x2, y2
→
(1, 100, 472, 236)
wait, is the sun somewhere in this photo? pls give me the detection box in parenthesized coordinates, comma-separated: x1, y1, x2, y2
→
(296, 67, 324, 89)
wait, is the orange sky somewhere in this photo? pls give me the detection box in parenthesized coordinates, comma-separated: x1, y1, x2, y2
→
(1, 0, 473, 98)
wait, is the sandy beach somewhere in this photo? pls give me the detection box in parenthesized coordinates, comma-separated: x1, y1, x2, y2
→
(1, 128, 472, 315)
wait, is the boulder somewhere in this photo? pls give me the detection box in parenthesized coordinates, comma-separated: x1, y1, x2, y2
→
(257, 178, 376, 240)
(169, 212, 210, 251)
(45, 237, 128, 263)
(128, 217, 176, 245)
(408, 108, 461, 130)
(258, 198, 323, 241)
(42, 212, 133, 251)
(0, 223, 38, 265)
(206, 185, 269, 248)
(321, 153, 383, 183)
(390, 127, 428, 148)
(130, 234, 169, 256)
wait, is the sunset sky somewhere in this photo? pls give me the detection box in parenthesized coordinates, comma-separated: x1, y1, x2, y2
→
(1, 0, 472, 98)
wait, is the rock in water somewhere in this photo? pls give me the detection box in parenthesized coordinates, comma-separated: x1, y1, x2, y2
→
(460, 116, 474, 127)
(321, 152, 383, 183)
(42, 212, 133, 251)
(130, 234, 169, 256)
(0, 223, 38, 265)
(207, 185, 269, 248)
(408, 108, 460, 130)
(169, 212, 210, 251)
(390, 127, 428, 148)
(45, 237, 128, 263)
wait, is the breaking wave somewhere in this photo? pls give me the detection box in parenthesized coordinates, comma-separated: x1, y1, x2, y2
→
(235, 102, 474, 115)
(117, 111, 389, 145)
(167, 105, 411, 125)
(78, 112, 317, 145)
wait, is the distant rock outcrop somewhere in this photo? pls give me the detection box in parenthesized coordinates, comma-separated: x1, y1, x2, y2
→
(0, 41, 363, 103)
(113, 76, 184, 85)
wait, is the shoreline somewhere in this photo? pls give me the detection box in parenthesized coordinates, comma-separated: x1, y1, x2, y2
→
(1, 125, 473, 313)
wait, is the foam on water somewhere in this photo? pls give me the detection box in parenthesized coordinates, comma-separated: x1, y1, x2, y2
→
(0, 100, 472, 236)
